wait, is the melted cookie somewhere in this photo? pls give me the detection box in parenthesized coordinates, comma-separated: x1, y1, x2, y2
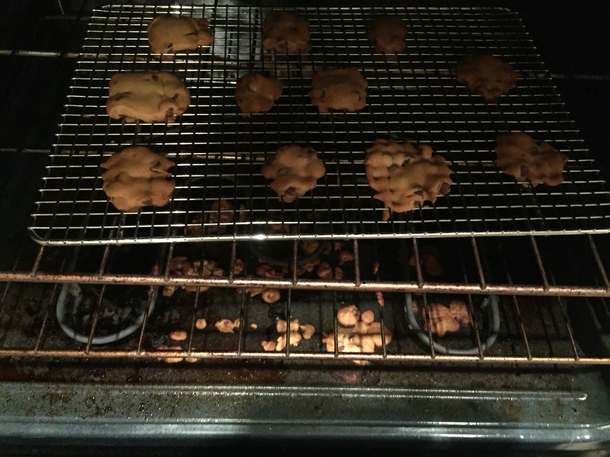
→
(262, 12, 311, 54)
(368, 16, 407, 55)
(147, 16, 213, 56)
(106, 72, 190, 123)
(364, 139, 453, 217)
(261, 144, 326, 203)
(100, 146, 175, 212)
(235, 73, 283, 114)
(495, 132, 568, 187)
(455, 54, 517, 101)
(309, 68, 368, 113)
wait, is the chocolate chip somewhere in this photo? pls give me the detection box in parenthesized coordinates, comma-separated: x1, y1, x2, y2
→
(284, 187, 297, 198)
(520, 165, 529, 177)
(311, 89, 325, 99)
(439, 182, 451, 195)
(151, 74, 159, 81)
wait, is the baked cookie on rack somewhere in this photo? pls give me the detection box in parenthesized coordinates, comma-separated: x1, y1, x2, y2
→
(106, 71, 190, 123)
(494, 132, 568, 187)
(309, 68, 368, 113)
(100, 146, 175, 212)
(234, 73, 283, 114)
(261, 144, 326, 203)
(368, 16, 407, 55)
(364, 139, 453, 218)
(455, 54, 517, 101)
(147, 16, 213, 56)
(262, 11, 311, 54)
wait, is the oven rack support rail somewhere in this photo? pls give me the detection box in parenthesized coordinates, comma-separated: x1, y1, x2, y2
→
(2, 234, 609, 298)
(28, 5, 610, 245)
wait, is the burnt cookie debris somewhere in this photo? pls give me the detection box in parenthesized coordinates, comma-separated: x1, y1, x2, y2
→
(100, 146, 175, 212)
(364, 139, 453, 218)
(495, 132, 568, 187)
(422, 302, 471, 337)
(235, 73, 283, 114)
(262, 11, 311, 54)
(368, 16, 407, 55)
(261, 144, 326, 203)
(147, 16, 213, 56)
(187, 199, 246, 236)
(322, 305, 393, 360)
(455, 54, 517, 102)
(106, 72, 190, 123)
(162, 256, 225, 297)
(309, 68, 368, 113)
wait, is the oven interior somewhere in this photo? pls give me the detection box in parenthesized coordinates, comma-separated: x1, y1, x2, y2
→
(1, 0, 610, 451)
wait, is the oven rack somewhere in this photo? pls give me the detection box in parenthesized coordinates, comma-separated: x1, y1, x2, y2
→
(1, 233, 610, 365)
(28, 5, 610, 245)
(3, 233, 610, 297)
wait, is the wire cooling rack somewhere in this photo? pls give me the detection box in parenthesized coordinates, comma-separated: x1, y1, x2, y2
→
(29, 5, 610, 245)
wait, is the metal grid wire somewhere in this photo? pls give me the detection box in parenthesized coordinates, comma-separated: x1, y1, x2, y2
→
(1, 234, 609, 364)
(29, 5, 610, 245)
(3, 233, 610, 298)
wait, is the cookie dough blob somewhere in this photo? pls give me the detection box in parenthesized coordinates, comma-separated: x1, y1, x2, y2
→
(262, 11, 311, 54)
(495, 132, 568, 187)
(455, 54, 517, 101)
(368, 16, 407, 55)
(106, 72, 190, 123)
(100, 146, 175, 212)
(235, 73, 283, 114)
(261, 144, 326, 203)
(364, 139, 453, 216)
(309, 68, 368, 113)
(147, 16, 213, 55)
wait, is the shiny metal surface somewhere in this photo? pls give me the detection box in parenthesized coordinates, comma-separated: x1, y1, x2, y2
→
(28, 5, 610, 245)
(2, 235, 609, 297)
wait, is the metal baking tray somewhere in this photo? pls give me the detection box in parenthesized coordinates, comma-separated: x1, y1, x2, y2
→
(29, 5, 610, 245)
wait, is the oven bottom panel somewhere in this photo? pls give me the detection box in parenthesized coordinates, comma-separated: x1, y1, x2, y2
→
(0, 363, 609, 449)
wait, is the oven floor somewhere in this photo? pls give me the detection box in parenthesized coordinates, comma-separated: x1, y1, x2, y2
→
(1, 279, 610, 448)
(1, 358, 610, 448)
